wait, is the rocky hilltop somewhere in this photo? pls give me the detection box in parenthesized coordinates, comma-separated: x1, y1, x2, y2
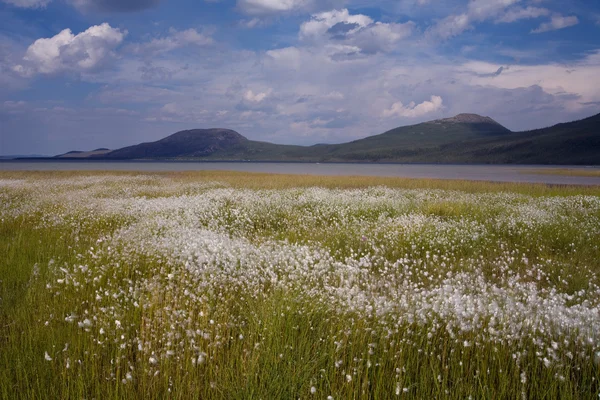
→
(432, 113, 506, 126)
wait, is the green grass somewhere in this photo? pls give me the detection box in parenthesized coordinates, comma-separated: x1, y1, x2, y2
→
(1, 171, 599, 399)
(3, 169, 600, 195)
(522, 168, 600, 177)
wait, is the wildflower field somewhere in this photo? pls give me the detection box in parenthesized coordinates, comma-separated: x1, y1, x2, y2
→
(1, 171, 599, 399)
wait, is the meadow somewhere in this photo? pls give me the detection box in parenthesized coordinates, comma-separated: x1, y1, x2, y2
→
(1, 171, 599, 399)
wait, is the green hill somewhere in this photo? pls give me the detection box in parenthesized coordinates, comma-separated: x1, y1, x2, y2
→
(88, 112, 600, 164)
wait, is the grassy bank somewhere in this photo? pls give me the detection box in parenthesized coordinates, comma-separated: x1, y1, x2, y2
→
(1, 172, 599, 399)
(522, 168, 600, 178)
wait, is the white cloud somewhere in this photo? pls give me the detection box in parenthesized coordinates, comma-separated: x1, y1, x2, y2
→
(5, 1, 600, 153)
(244, 89, 271, 102)
(467, 0, 520, 21)
(3, 0, 162, 11)
(237, 0, 311, 15)
(428, 0, 521, 39)
(428, 13, 471, 39)
(300, 9, 372, 39)
(496, 6, 550, 23)
(7, 42, 600, 153)
(265, 46, 303, 69)
(465, 55, 600, 101)
(0, 36, 30, 91)
(300, 9, 414, 54)
(532, 15, 579, 33)
(128, 28, 213, 55)
(68, 0, 160, 12)
(96, 85, 185, 104)
(154, 102, 214, 122)
(14, 23, 126, 76)
(239, 18, 266, 29)
(1, 100, 28, 115)
(1, 0, 50, 8)
(382, 95, 443, 118)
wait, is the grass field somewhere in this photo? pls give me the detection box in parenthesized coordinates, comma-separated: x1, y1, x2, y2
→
(1, 171, 599, 399)
(522, 168, 600, 178)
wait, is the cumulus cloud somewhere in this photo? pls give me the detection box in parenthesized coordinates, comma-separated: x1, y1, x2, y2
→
(237, 0, 312, 15)
(14, 23, 126, 76)
(96, 85, 185, 104)
(138, 62, 175, 80)
(239, 18, 267, 29)
(0, 36, 30, 91)
(428, 13, 472, 40)
(300, 9, 373, 39)
(236, 0, 348, 16)
(300, 9, 414, 54)
(1, 100, 28, 114)
(3, 0, 161, 11)
(467, 0, 520, 20)
(428, 0, 520, 39)
(8, 42, 600, 152)
(68, 0, 161, 12)
(1, 0, 50, 8)
(382, 96, 443, 118)
(4, 1, 598, 152)
(154, 102, 213, 122)
(458, 56, 600, 112)
(496, 6, 550, 23)
(531, 15, 579, 33)
(244, 89, 271, 102)
(265, 46, 303, 69)
(128, 28, 213, 56)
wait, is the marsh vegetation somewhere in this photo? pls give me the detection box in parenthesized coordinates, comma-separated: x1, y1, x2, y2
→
(1, 171, 599, 399)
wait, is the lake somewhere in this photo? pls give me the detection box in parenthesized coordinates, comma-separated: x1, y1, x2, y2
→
(1, 160, 600, 186)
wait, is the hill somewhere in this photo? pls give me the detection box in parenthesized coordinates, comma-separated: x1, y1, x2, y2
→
(105, 129, 246, 159)
(301, 113, 512, 162)
(55, 148, 111, 159)
(73, 112, 600, 164)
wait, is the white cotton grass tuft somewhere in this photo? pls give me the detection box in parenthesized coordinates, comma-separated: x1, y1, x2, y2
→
(4, 174, 599, 397)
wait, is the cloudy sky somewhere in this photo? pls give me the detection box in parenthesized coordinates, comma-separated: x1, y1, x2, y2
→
(1, 0, 599, 155)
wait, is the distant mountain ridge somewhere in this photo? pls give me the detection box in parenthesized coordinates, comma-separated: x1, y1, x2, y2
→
(0, 154, 48, 160)
(55, 148, 111, 158)
(55, 112, 600, 164)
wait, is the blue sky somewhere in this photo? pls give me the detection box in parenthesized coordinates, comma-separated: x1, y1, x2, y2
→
(1, 0, 599, 155)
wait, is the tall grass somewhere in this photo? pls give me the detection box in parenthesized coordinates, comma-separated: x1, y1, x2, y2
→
(1, 172, 599, 399)
(522, 168, 600, 178)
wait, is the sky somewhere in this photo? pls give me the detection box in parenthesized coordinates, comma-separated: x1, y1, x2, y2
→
(1, 0, 599, 155)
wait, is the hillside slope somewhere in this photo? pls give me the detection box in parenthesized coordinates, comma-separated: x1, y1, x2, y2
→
(303, 114, 511, 161)
(421, 112, 600, 164)
(77, 112, 600, 164)
(104, 129, 249, 159)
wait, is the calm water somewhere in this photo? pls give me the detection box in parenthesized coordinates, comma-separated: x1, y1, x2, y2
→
(1, 160, 600, 186)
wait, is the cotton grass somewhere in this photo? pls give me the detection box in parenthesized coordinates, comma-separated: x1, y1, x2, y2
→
(1, 172, 599, 399)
